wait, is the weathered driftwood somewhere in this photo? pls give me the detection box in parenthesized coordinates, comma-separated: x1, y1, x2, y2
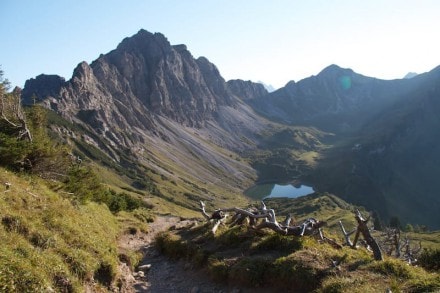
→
(350, 210, 383, 261)
(0, 90, 32, 142)
(199, 201, 340, 249)
(378, 228, 422, 264)
(402, 238, 422, 265)
(199, 201, 228, 234)
(338, 220, 355, 247)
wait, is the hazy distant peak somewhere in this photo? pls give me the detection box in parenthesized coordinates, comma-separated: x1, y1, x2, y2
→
(257, 81, 276, 92)
(318, 64, 354, 77)
(403, 72, 418, 79)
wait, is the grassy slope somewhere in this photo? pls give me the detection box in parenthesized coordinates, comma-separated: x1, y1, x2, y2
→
(0, 167, 150, 292)
(20, 108, 438, 292)
(156, 193, 440, 292)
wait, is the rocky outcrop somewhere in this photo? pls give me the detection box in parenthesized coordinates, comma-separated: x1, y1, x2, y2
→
(22, 74, 65, 104)
(22, 29, 261, 148)
(21, 29, 265, 194)
(226, 79, 268, 101)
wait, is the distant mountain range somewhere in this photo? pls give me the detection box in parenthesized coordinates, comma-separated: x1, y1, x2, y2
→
(22, 29, 440, 228)
(404, 72, 418, 79)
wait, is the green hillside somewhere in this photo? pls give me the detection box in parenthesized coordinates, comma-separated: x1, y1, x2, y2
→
(156, 194, 440, 292)
(1, 68, 439, 292)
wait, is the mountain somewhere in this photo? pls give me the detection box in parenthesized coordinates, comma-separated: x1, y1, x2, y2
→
(335, 66, 440, 225)
(248, 64, 419, 133)
(249, 65, 440, 228)
(404, 72, 418, 79)
(22, 29, 440, 229)
(257, 80, 277, 92)
(22, 29, 273, 208)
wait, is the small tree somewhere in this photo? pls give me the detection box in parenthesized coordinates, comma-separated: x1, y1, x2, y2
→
(404, 223, 414, 233)
(372, 210, 384, 231)
(389, 216, 402, 230)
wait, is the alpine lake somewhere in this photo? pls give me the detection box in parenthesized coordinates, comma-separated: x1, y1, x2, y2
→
(245, 183, 315, 200)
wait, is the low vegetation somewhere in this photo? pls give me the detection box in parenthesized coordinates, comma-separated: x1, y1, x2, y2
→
(0, 168, 118, 291)
(1, 68, 439, 291)
(0, 69, 154, 291)
(156, 200, 440, 292)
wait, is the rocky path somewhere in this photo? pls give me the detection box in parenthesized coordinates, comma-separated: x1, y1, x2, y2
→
(119, 215, 240, 293)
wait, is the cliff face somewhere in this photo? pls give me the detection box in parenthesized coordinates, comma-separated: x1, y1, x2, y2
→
(22, 29, 268, 194)
(226, 79, 268, 101)
(23, 29, 265, 149)
(22, 29, 440, 228)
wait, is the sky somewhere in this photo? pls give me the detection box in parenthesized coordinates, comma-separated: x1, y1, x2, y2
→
(1, 0, 440, 89)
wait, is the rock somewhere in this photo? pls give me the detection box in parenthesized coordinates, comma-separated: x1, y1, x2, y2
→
(136, 271, 145, 278)
(137, 264, 151, 272)
(22, 29, 235, 133)
(227, 79, 268, 101)
(183, 262, 192, 270)
(22, 74, 65, 104)
(190, 286, 200, 293)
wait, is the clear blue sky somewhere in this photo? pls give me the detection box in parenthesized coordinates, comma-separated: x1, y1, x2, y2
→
(2, 0, 440, 89)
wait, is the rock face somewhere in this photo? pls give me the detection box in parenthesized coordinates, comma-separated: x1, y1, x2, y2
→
(22, 74, 65, 104)
(248, 64, 414, 133)
(22, 29, 266, 194)
(22, 29, 440, 228)
(226, 79, 268, 101)
(22, 29, 263, 149)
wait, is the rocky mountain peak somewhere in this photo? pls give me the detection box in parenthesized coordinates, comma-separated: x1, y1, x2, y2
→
(22, 74, 66, 104)
(23, 29, 241, 127)
(21, 29, 268, 153)
(226, 79, 268, 101)
(317, 64, 354, 76)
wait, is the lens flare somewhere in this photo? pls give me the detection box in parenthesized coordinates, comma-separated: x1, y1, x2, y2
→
(339, 75, 351, 90)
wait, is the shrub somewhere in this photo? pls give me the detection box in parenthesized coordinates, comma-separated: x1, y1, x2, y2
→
(229, 257, 270, 287)
(418, 248, 440, 272)
(155, 232, 191, 259)
(253, 232, 303, 253)
(367, 258, 413, 279)
(207, 257, 229, 282)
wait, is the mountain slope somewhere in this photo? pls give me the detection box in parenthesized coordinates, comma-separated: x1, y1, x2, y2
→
(21, 29, 440, 228)
(22, 29, 274, 209)
(252, 65, 440, 228)
(329, 66, 440, 226)
(248, 64, 417, 133)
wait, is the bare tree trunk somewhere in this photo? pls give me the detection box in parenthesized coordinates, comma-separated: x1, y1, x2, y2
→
(338, 221, 354, 246)
(199, 201, 330, 239)
(352, 210, 383, 261)
(0, 91, 32, 142)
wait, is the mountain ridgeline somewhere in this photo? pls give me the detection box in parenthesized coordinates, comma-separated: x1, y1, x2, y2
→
(22, 29, 440, 229)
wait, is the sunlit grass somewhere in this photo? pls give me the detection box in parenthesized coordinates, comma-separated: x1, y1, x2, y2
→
(0, 168, 123, 291)
(154, 193, 440, 292)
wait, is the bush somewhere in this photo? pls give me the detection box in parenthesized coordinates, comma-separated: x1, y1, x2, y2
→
(207, 257, 229, 282)
(367, 258, 413, 279)
(253, 232, 303, 253)
(229, 257, 270, 287)
(418, 248, 440, 272)
(155, 232, 192, 259)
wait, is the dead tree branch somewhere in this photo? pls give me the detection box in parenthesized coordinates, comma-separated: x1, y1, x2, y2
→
(338, 220, 355, 247)
(0, 90, 32, 142)
(377, 227, 422, 264)
(348, 210, 383, 261)
(199, 200, 336, 247)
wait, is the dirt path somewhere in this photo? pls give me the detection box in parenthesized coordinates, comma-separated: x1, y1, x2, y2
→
(118, 215, 241, 293)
